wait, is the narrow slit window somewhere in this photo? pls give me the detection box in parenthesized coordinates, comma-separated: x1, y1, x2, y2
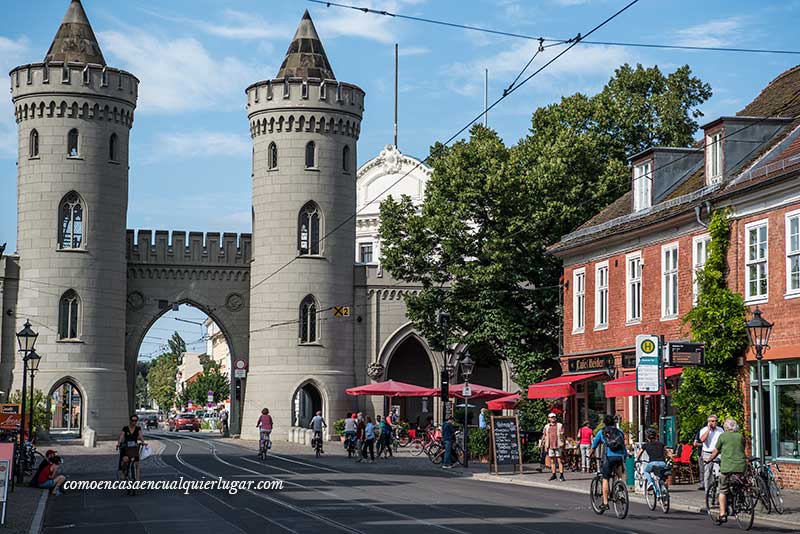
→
(29, 129, 39, 158)
(58, 290, 81, 340)
(268, 142, 278, 169)
(59, 192, 84, 249)
(109, 133, 118, 161)
(67, 129, 79, 157)
(305, 141, 316, 169)
(342, 145, 350, 172)
(298, 202, 321, 255)
(299, 295, 318, 343)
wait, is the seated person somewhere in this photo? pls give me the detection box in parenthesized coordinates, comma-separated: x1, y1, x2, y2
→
(30, 449, 57, 488)
(36, 454, 66, 495)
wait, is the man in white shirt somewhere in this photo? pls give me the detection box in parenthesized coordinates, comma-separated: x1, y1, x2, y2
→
(699, 414, 724, 491)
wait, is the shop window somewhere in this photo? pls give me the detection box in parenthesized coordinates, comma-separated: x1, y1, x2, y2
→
(621, 352, 636, 369)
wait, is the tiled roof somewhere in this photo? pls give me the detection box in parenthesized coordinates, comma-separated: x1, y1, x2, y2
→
(277, 10, 335, 80)
(552, 64, 800, 254)
(44, 0, 105, 65)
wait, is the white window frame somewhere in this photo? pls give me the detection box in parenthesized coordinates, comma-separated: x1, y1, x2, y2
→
(661, 242, 679, 320)
(572, 268, 586, 334)
(633, 161, 652, 211)
(745, 219, 769, 303)
(786, 209, 800, 298)
(692, 233, 712, 305)
(595, 261, 609, 330)
(626, 251, 642, 324)
(358, 241, 374, 264)
(707, 131, 723, 184)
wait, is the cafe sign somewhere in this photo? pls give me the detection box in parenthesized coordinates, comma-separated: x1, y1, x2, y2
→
(568, 354, 614, 374)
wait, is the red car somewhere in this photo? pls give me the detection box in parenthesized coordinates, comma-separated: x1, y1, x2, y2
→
(169, 413, 200, 432)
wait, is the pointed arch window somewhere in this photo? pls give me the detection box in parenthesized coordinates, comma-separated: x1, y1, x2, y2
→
(299, 295, 318, 344)
(67, 128, 79, 157)
(109, 133, 118, 162)
(58, 290, 81, 340)
(268, 142, 278, 170)
(298, 202, 321, 255)
(59, 192, 84, 249)
(305, 141, 316, 169)
(342, 145, 350, 172)
(29, 129, 39, 158)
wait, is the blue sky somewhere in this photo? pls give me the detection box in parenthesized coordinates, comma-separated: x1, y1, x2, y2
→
(1, 0, 799, 357)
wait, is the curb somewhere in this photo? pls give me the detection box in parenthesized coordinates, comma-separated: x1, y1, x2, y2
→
(466, 472, 796, 530)
(28, 489, 48, 534)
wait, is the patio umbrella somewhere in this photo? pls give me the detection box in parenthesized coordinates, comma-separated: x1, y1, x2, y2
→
(436, 383, 513, 400)
(345, 379, 436, 397)
(486, 393, 520, 410)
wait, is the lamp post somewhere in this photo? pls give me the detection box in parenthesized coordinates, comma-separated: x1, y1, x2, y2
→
(745, 307, 773, 463)
(15, 320, 38, 482)
(459, 351, 475, 469)
(26, 349, 42, 443)
(437, 311, 451, 425)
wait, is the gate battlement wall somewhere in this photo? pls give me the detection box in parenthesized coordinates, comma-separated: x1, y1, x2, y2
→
(126, 230, 252, 266)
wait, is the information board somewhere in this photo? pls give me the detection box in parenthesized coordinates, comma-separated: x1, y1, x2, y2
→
(668, 342, 705, 366)
(0, 459, 8, 525)
(636, 334, 661, 393)
(490, 415, 523, 475)
(0, 405, 20, 432)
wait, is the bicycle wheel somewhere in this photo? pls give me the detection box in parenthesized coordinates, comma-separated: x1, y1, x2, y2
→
(735, 491, 755, 531)
(428, 442, 443, 462)
(645, 482, 656, 511)
(589, 475, 605, 515)
(705, 480, 718, 513)
(660, 484, 670, 514)
(612, 480, 629, 519)
(754, 473, 771, 513)
(768, 476, 784, 514)
(408, 439, 424, 456)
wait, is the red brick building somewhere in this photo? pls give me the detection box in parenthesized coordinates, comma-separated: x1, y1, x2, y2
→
(545, 66, 800, 486)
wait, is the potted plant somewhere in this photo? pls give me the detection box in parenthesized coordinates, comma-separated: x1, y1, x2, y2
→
(332, 419, 346, 441)
(469, 427, 491, 462)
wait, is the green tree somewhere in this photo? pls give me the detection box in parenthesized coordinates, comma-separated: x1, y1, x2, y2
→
(134, 373, 151, 409)
(148, 353, 177, 411)
(10, 389, 49, 435)
(674, 210, 748, 440)
(380, 64, 711, 386)
(168, 331, 187, 365)
(186, 359, 230, 406)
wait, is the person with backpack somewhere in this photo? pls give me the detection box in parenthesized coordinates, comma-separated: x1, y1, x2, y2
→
(589, 414, 627, 512)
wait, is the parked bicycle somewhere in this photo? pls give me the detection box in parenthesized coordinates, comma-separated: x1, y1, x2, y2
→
(750, 457, 784, 514)
(706, 471, 758, 530)
(590, 462, 629, 519)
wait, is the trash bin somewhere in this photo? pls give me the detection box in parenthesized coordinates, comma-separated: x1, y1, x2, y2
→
(626, 456, 635, 486)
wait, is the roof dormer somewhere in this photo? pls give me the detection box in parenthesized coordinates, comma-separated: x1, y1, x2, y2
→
(631, 156, 652, 212)
(629, 147, 703, 212)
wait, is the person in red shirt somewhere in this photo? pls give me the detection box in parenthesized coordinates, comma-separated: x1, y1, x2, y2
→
(256, 408, 274, 454)
(37, 454, 66, 495)
(578, 421, 594, 472)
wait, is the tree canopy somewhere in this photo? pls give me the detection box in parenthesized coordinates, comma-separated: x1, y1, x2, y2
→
(379, 63, 711, 386)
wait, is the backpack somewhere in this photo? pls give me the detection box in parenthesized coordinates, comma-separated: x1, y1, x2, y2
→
(602, 427, 625, 453)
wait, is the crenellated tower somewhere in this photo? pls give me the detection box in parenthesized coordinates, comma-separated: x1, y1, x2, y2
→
(9, 0, 137, 437)
(243, 10, 365, 438)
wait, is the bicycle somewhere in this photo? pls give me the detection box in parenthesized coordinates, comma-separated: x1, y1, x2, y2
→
(705, 459, 721, 512)
(258, 430, 271, 460)
(343, 433, 357, 458)
(408, 427, 436, 456)
(706, 471, 758, 530)
(636, 460, 671, 513)
(745, 457, 772, 513)
(589, 461, 629, 519)
(119, 444, 142, 496)
(750, 457, 784, 514)
(312, 431, 324, 458)
(430, 432, 464, 466)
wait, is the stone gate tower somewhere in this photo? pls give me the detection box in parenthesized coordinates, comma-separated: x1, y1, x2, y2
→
(10, 0, 137, 437)
(243, 11, 364, 438)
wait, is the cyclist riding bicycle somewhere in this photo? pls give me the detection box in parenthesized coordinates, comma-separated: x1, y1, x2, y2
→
(589, 414, 628, 512)
(708, 417, 747, 524)
(636, 428, 671, 496)
(343, 413, 357, 452)
(256, 408, 274, 454)
(309, 410, 327, 453)
(117, 414, 146, 481)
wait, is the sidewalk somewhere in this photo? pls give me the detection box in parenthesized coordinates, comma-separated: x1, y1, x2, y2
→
(4, 484, 47, 534)
(449, 463, 800, 530)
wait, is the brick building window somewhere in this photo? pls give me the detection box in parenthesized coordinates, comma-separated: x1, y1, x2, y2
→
(707, 131, 723, 184)
(787, 210, 800, 296)
(626, 252, 642, 323)
(595, 261, 609, 329)
(58, 289, 81, 340)
(299, 294, 318, 343)
(573, 268, 585, 333)
(745, 219, 768, 302)
(59, 191, 84, 249)
(298, 201, 321, 255)
(662, 242, 679, 319)
(692, 234, 711, 304)
(633, 162, 652, 211)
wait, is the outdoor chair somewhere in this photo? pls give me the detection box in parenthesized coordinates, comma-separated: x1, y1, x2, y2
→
(671, 443, 696, 484)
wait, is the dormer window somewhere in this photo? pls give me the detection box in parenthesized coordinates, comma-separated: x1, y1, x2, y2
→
(707, 132, 723, 183)
(633, 161, 652, 211)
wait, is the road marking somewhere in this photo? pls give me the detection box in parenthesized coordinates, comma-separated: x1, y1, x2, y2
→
(245, 507, 301, 534)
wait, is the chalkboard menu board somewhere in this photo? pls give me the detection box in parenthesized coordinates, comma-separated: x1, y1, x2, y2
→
(490, 416, 523, 474)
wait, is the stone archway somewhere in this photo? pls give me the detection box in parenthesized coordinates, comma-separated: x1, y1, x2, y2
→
(291, 381, 324, 429)
(47, 377, 85, 439)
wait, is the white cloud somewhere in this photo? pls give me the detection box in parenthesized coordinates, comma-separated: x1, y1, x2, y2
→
(144, 131, 250, 163)
(398, 46, 430, 56)
(0, 36, 29, 160)
(675, 17, 745, 48)
(142, 8, 291, 41)
(313, 0, 426, 43)
(98, 29, 272, 114)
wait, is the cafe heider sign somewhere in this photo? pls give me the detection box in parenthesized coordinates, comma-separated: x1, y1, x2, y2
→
(636, 334, 661, 393)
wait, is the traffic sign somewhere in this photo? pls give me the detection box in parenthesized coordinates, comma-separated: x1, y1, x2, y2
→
(234, 368, 247, 379)
(668, 342, 706, 366)
(234, 359, 247, 370)
(207, 390, 214, 403)
(636, 334, 661, 393)
(462, 385, 472, 398)
(333, 306, 350, 317)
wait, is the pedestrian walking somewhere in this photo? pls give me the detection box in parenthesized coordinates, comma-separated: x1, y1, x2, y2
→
(540, 412, 566, 481)
(479, 408, 489, 430)
(441, 416, 455, 469)
(363, 416, 376, 463)
(355, 412, 366, 463)
(578, 420, 593, 472)
(380, 414, 393, 458)
(698, 414, 723, 491)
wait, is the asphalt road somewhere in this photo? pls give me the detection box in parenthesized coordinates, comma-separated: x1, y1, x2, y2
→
(43, 431, 792, 534)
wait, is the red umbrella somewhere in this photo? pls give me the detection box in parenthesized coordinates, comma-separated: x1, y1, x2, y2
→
(434, 383, 513, 400)
(345, 379, 436, 397)
(486, 393, 520, 410)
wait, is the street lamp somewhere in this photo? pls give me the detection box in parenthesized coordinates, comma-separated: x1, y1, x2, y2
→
(746, 307, 773, 463)
(437, 311, 451, 425)
(15, 320, 38, 482)
(25, 349, 42, 445)
(459, 351, 475, 468)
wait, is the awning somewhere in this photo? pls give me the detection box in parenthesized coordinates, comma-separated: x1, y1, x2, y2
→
(345, 380, 436, 397)
(604, 368, 683, 398)
(433, 383, 513, 400)
(527, 372, 607, 399)
(487, 393, 520, 410)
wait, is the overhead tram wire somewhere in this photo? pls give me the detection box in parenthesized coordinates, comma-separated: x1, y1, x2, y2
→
(306, 0, 800, 56)
(250, 0, 641, 293)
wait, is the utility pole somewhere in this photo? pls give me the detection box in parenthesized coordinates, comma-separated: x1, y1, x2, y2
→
(394, 43, 399, 148)
(484, 69, 489, 127)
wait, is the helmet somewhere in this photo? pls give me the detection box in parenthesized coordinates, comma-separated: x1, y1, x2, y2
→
(645, 428, 658, 440)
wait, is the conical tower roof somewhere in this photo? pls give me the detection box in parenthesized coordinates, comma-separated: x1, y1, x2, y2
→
(44, 0, 105, 65)
(276, 10, 335, 80)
